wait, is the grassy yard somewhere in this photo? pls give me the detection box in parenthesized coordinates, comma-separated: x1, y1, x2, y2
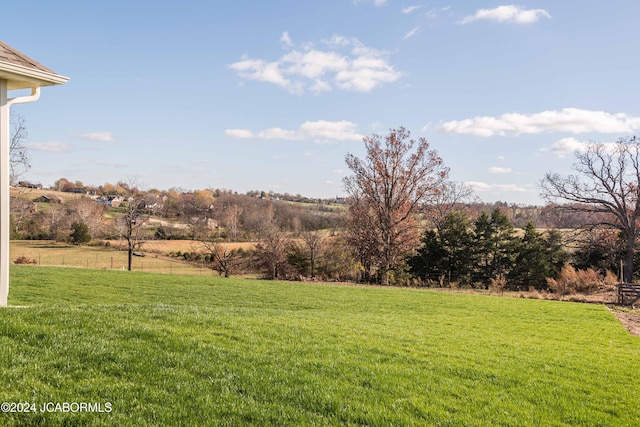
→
(1, 266, 639, 426)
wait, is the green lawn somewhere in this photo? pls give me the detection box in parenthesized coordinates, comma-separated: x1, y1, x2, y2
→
(1, 266, 639, 426)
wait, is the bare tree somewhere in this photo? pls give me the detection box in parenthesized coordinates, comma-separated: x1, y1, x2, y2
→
(9, 197, 37, 237)
(114, 180, 150, 271)
(344, 196, 380, 281)
(540, 137, 640, 283)
(10, 113, 30, 183)
(426, 180, 476, 232)
(344, 127, 449, 284)
(301, 230, 323, 278)
(117, 194, 148, 271)
(66, 197, 106, 238)
(254, 222, 290, 279)
(224, 204, 243, 241)
(201, 240, 241, 277)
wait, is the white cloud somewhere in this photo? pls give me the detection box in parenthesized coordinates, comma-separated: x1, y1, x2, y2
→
(540, 137, 585, 157)
(466, 181, 527, 193)
(426, 6, 451, 20)
(257, 128, 298, 140)
(403, 26, 420, 40)
(79, 132, 114, 142)
(439, 108, 640, 136)
(540, 137, 618, 158)
(26, 142, 71, 152)
(225, 129, 254, 139)
(226, 127, 300, 141)
(460, 5, 551, 24)
(282, 50, 348, 80)
(228, 57, 297, 93)
(229, 35, 402, 94)
(309, 79, 332, 93)
(488, 167, 512, 174)
(280, 31, 292, 48)
(226, 120, 364, 143)
(354, 0, 387, 6)
(402, 5, 422, 14)
(303, 120, 364, 142)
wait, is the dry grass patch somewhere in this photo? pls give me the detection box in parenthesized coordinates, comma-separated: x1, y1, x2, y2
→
(107, 239, 256, 254)
(10, 241, 208, 276)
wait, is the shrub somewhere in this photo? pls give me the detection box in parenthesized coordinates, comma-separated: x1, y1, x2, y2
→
(546, 264, 616, 295)
(489, 274, 507, 294)
(14, 255, 37, 265)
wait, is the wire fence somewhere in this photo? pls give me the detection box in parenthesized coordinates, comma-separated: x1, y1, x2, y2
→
(10, 242, 213, 276)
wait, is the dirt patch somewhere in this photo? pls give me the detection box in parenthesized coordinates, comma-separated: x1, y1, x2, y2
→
(609, 308, 640, 337)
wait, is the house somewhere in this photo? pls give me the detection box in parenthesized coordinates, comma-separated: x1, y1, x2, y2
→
(33, 195, 63, 204)
(96, 196, 123, 207)
(17, 181, 42, 189)
(64, 188, 87, 194)
(189, 217, 219, 230)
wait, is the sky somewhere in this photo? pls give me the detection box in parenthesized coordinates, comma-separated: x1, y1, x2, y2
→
(3, 0, 640, 205)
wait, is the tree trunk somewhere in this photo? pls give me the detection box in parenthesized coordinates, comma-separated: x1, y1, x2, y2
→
(624, 233, 635, 283)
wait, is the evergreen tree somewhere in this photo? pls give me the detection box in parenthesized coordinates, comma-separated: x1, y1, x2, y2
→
(411, 210, 569, 289)
(509, 223, 569, 290)
(544, 229, 569, 277)
(409, 211, 473, 286)
(471, 208, 517, 287)
(409, 229, 447, 284)
(438, 211, 473, 284)
(509, 223, 546, 289)
(70, 221, 91, 245)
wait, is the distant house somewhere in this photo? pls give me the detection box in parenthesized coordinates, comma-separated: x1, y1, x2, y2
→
(33, 195, 63, 204)
(17, 181, 42, 189)
(190, 217, 219, 230)
(96, 195, 123, 207)
(64, 188, 87, 194)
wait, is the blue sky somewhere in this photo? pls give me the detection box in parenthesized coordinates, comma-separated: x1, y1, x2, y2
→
(3, 1, 640, 204)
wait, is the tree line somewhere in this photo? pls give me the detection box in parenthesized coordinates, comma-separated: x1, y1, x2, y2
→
(409, 209, 567, 290)
(10, 125, 640, 289)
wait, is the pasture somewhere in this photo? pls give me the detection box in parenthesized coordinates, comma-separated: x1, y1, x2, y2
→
(1, 266, 639, 426)
(10, 240, 212, 276)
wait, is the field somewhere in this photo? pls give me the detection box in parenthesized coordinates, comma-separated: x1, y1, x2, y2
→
(9, 240, 237, 276)
(1, 266, 639, 426)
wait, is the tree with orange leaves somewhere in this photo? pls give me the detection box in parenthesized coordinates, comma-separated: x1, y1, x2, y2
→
(344, 127, 449, 284)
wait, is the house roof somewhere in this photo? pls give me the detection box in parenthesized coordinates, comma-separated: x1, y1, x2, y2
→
(0, 41, 55, 74)
(34, 194, 62, 203)
(0, 41, 68, 90)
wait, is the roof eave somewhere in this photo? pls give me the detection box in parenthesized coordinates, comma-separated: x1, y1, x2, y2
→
(0, 60, 69, 90)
